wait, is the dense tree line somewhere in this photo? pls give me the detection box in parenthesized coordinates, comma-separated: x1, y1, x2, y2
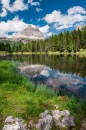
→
(0, 27, 86, 53)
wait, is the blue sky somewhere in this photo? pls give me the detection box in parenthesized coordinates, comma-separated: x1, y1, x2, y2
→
(0, 0, 86, 37)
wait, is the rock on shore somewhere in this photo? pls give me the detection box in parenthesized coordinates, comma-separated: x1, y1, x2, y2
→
(3, 109, 75, 130)
(2, 116, 29, 130)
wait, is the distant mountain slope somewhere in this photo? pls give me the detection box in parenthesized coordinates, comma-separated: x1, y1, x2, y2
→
(75, 25, 86, 31)
(12, 25, 45, 40)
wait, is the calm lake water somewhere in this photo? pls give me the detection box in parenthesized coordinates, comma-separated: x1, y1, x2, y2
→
(0, 54, 86, 98)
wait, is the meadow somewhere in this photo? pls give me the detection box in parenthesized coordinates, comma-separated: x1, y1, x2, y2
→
(0, 60, 86, 129)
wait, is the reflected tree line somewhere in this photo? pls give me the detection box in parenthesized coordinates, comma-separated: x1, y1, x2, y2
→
(0, 27, 86, 53)
(1, 54, 86, 78)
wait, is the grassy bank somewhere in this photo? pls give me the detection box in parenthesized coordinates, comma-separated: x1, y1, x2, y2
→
(0, 49, 86, 57)
(0, 51, 9, 56)
(0, 60, 86, 129)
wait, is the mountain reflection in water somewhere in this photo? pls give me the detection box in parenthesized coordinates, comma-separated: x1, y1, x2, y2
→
(0, 54, 86, 97)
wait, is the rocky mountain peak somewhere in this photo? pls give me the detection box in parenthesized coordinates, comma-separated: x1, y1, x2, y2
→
(13, 25, 45, 40)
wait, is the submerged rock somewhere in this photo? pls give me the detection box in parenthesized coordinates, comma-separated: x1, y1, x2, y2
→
(2, 116, 29, 130)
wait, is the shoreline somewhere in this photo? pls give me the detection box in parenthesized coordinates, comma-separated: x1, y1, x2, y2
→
(0, 50, 86, 57)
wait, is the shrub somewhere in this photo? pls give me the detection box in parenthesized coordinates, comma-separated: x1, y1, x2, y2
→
(35, 84, 56, 99)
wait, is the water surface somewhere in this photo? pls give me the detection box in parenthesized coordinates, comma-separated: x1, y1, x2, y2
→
(0, 54, 86, 97)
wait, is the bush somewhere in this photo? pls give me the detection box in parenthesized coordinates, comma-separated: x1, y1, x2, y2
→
(35, 84, 56, 99)
(25, 81, 35, 92)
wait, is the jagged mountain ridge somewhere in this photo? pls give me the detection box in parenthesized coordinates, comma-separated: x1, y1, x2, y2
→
(12, 25, 45, 40)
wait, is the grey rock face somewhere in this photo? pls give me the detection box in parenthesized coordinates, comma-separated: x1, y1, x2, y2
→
(2, 116, 30, 130)
(13, 25, 45, 40)
(36, 110, 53, 130)
(52, 110, 75, 128)
(21, 25, 44, 38)
(5, 116, 15, 124)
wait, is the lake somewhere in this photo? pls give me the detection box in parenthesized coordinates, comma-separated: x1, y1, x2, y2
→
(0, 54, 86, 98)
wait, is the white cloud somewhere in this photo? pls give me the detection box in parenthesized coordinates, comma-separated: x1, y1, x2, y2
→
(43, 10, 62, 23)
(0, 0, 40, 17)
(0, 16, 28, 32)
(0, 17, 49, 38)
(75, 22, 86, 27)
(0, 16, 28, 37)
(67, 6, 86, 15)
(45, 32, 52, 37)
(30, 24, 36, 28)
(43, 6, 86, 30)
(39, 25, 52, 37)
(39, 25, 49, 33)
(36, 8, 43, 12)
(0, 31, 8, 37)
(28, 0, 40, 6)
(54, 23, 73, 30)
(1, 0, 28, 12)
(0, 0, 28, 17)
(0, 8, 7, 17)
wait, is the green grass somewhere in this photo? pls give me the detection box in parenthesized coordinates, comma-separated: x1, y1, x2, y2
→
(0, 49, 86, 57)
(65, 97, 86, 125)
(35, 84, 57, 99)
(0, 60, 57, 127)
(56, 96, 86, 129)
(0, 60, 86, 129)
(0, 51, 8, 56)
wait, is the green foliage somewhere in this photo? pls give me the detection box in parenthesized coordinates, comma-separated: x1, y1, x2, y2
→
(0, 94, 4, 129)
(65, 97, 86, 125)
(24, 80, 35, 92)
(65, 97, 86, 114)
(35, 84, 57, 99)
(26, 105, 45, 117)
(0, 60, 56, 125)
